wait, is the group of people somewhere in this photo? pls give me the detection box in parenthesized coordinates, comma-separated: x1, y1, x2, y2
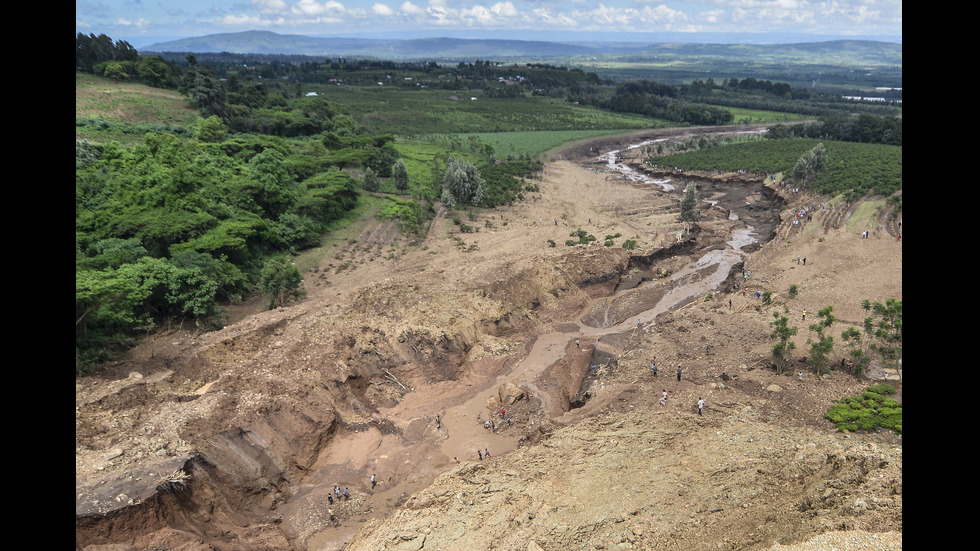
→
(329, 486, 351, 504)
(651, 359, 706, 415)
(650, 358, 683, 381)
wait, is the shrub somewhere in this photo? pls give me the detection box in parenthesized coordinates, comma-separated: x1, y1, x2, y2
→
(867, 383, 896, 395)
(566, 229, 597, 246)
(824, 384, 902, 434)
(260, 255, 305, 309)
(788, 284, 798, 298)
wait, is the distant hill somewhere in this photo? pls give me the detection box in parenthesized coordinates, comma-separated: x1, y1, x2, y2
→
(142, 30, 630, 58)
(141, 30, 901, 65)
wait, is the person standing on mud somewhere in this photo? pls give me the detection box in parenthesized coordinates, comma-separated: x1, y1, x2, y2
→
(370, 474, 376, 489)
(436, 414, 441, 429)
(802, 309, 806, 322)
(652, 358, 658, 377)
(478, 449, 483, 460)
(698, 397, 705, 416)
(660, 390, 668, 407)
(677, 365, 683, 382)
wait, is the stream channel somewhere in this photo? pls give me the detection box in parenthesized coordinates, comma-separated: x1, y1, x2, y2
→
(304, 137, 781, 550)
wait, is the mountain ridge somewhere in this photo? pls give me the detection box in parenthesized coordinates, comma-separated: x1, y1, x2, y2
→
(140, 29, 902, 63)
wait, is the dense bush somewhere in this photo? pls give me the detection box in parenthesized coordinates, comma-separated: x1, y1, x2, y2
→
(478, 158, 543, 207)
(824, 384, 902, 433)
(76, 132, 357, 369)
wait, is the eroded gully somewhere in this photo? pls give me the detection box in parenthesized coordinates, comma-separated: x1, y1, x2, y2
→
(305, 138, 773, 550)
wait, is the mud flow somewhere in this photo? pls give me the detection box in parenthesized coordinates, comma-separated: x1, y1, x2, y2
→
(76, 127, 794, 551)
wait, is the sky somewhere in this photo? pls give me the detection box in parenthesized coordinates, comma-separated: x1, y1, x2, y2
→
(76, 0, 902, 48)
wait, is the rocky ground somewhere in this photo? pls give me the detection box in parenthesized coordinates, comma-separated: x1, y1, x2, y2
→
(75, 126, 902, 550)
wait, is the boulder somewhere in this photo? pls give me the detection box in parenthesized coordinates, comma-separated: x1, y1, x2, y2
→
(498, 382, 526, 405)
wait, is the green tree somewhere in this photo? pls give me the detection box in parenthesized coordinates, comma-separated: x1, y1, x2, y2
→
(188, 69, 227, 118)
(769, 310, 798, 374)
(864, 298, 903, 382)
(680, 183, 699, 232)
(195, 115, 227, 143)
(839, 325, 871, 378)
(248, 149, 298, 217)
(365, 143, 399, 177)
(260, 255, 305, 309)
(441, 157, 485, 209)
(362, 167, 381, 192)
(792, 143, 827, 185)
(136, 56, 172, 88)
(102, 61, 130, 82)
(806, 305, 836, 375)
(393, 159, 409, 192)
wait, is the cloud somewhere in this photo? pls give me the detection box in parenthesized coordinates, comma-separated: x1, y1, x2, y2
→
(427, 0, 453, 24)
(80, 0, 902, 42)
(373, 3, 395, 16)
(460, 2, 519, 25)
(290, 0, 347, 16)
(115, 17, 153, 29)
(400, 1, 425, 15)
(252, 0, 289, 12)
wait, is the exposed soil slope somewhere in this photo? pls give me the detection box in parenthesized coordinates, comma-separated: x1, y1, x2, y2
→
(75, 126, 902, 551)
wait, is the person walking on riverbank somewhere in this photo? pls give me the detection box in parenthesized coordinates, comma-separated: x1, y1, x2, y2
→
(698, 397, 705, 416)
(677, 365, 682, 382)
(651, 358, 658, 377)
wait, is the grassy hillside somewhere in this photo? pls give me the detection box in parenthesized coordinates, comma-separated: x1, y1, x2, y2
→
(76, 72, 199, 144)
